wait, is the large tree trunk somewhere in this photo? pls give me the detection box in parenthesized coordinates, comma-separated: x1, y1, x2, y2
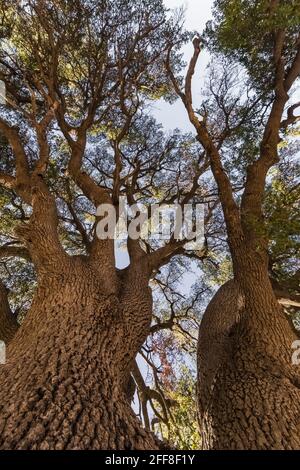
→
(198, 249, 300, 450)
(0, 188, 158, 450)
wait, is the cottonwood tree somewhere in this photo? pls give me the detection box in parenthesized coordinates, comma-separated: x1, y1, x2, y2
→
(167, 0, 300, 449)
(0, 0, 216, 450)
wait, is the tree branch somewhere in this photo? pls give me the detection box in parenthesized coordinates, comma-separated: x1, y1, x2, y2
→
(0, 244, 31, 261)
(0, 119, 30, 198)
(281, 102, 300, 130)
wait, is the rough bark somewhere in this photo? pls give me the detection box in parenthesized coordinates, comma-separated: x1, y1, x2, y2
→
(0, 188, 159, 450)
(198, 252, 300, 450)
(0, 281, 18, 344)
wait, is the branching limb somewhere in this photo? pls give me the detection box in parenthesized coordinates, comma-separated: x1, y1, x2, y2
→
(281, 102, 300, 130)
(0, 280, 18, 344)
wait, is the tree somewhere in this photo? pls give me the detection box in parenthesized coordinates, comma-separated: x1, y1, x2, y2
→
(1, 0, 300, 452)
(166, 0, 300, 449)
(0, 0, 212, 450)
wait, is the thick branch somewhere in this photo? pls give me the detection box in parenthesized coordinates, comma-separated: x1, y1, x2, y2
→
(15, 185, 67, 273)
(0, 120, 30, 186)
(0, 172, 15, 190)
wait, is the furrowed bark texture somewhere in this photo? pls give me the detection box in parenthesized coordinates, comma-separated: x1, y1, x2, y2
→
(198, 250, 300, 450)
(0, 190, 158, 450)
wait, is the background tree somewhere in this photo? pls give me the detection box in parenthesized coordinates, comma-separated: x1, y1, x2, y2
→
(166, 0, 300, 450)
(0, 0, 299, 452)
